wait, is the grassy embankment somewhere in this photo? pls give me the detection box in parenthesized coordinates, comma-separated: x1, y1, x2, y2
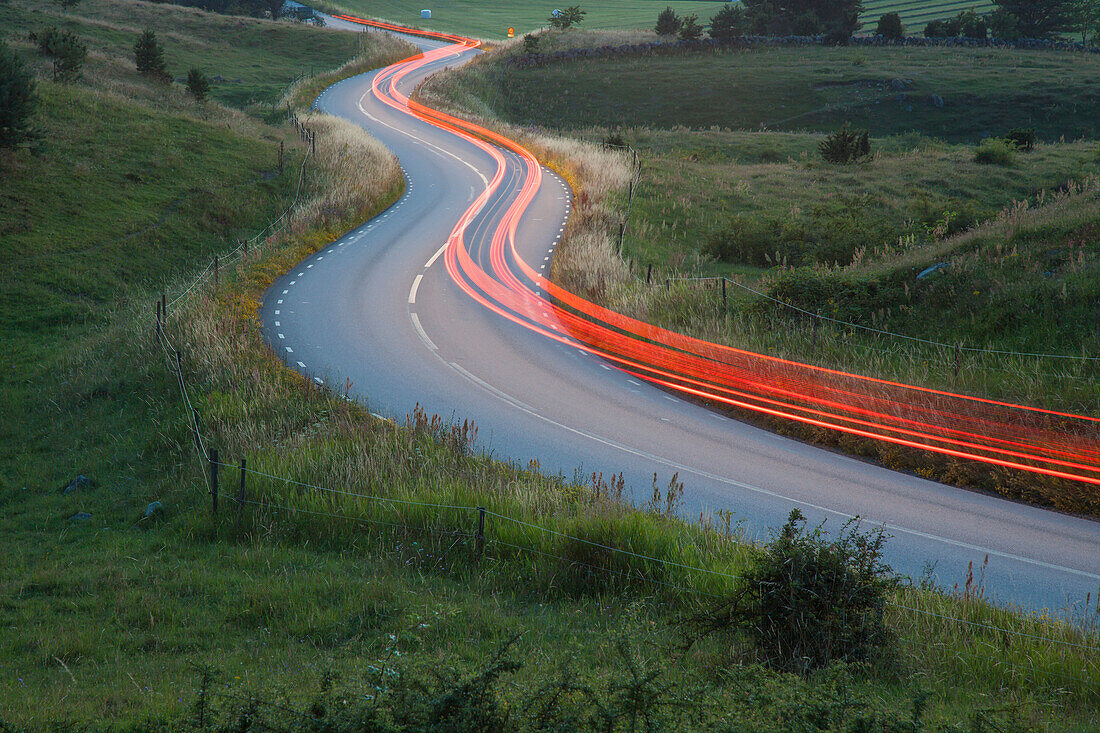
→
(421, 34, 1100, 510)
(2, 4, 1099, 729)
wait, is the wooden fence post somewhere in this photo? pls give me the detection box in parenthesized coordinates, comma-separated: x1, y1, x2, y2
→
(475, 507, 486, 562)
(646, 263, 652, 284)
(954, 343, 961, 381)
(210, 449, 219, 518)
(155, 298, 162, 338)
(721, 278, 727, 309)
(213, 255, 219, 289)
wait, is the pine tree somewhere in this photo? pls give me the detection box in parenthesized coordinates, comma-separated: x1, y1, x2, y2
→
(0, 40, 37, 149)
(678, 13, 704, 40)
(134, 29, 169, 82)
(993, 0, 1074, 39)
(709, 3, 749, 41)
(186, 67, 210, 101)
(655, 6, 681, 35)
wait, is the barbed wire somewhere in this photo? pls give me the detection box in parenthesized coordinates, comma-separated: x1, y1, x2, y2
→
(662, 274, 1100, 362)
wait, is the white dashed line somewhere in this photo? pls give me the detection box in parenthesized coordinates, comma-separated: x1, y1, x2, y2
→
(285, 347, 293, 353)
(274, 310, 280, 315)
(290, 280, 296, 285)
(277, 299, 283, 304)
(282, 289, 288, 294)
(274, 321, 280, 327)
(409, 274, 423, 304)
(278, 333, 285, 339)
(297, 361, 306, 368)
(411, 313, 437, 350)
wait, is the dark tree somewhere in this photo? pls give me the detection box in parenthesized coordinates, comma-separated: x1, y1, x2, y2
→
(993, 0, 1075, 38)
(0, 40, 37, 148)
(655, 6, 681, 35)
(924, 19, 950, 37)
(956, 10, 988, 38)
(265, 0, 283, 19)
(709, 3, 749, 41)
(875, 11, 904, 39)
(134, 29, 169, 82)
(522, 33, 539, 53)
(30, 27, 87, 81)
(741, 0, 863, 38)
(186, 67, 210, 101)
(678, 13, 703, 40)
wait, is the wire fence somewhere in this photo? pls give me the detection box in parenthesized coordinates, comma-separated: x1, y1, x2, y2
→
(145, 85, 1099, 697)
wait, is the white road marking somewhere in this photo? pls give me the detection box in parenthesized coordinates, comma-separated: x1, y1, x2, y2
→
(274, 321, 280, 327)
(409, 274, 423, 304)
(424, 242, 448, 268)
(410, 313, 437, 351)
(277, 299, 283, 304)
(274, 310, 280, 315)
(282, 289, 288, 294)
(297, 361, 306, 368)
(278, 333, 285, 339)
(290, 280, 296, 285)
(285, 347, 293, 353)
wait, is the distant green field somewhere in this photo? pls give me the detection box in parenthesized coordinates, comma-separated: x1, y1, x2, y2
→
(861, 0, 997, 31)
(327, 1, 999, 39)
(324, 0, 730, 39)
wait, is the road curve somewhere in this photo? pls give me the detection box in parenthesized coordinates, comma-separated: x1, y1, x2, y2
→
(263, 22, 1100, 614)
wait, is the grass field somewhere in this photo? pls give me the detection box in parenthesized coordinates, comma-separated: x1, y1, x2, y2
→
(861, 0, 997, 31)
(321, 0, 730, 39)
(444, 42, 1100, 141)
(0, 0, 392, 107)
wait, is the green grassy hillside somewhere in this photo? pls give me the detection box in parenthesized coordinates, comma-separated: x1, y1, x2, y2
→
(0, 0, 382, 107)
(321, 0, 729, 39)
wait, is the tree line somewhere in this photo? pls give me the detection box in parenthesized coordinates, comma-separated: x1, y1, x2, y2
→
(651, 1, 1100, 45)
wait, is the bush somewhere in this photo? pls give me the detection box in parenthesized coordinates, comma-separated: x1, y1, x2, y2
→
(924, 19, 949, 37)
(30, 27, 87, 81)
(602, 130, 627, 149)
(704, 214, 783, 267)
(678, 13, 704, 41)
(548, 5, 586, 30)
(1003, 127, 1035, 151)
(818, 125, 870, 164)
(655, 5, 681, 36)
(974, 137, 1016, 165)
(763, 267, 880, 321)
(134, 29, 170, 82)
(186, 67, 210, 101)
(0, 40, 37, 149)
(709, 3, 749, 42)
(689, 509, 897, 673)
(522, 33, 539, 53)
(956, 9, 988, 39)
(876, 12, 904, 39)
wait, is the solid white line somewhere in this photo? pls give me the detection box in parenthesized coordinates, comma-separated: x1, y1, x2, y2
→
(409, 274, 423, 304)
(410, 312, 437, 351)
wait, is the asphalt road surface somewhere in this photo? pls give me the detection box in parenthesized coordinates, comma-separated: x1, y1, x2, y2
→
(263, 25, 1100, 616)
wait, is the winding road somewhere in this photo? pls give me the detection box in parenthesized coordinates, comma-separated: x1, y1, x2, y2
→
(263, 16, 1100, 614)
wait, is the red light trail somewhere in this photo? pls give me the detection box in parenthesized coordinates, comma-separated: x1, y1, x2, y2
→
(332, 14, 1100, 488)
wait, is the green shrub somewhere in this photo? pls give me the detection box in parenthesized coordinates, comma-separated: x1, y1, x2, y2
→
(818, 125, 870, 164)
(134, 29, 170, 82)
(876, 12, 904, 39)
(974, 137, 1016, 165)
(924, 19, 951, 37)
(29, 26, 87, 80)
(689, 509, 898, 673)
(956, 9, 988, 39)
(522, 33, 539, 53)
(762, 267, 879, 321)
(655, 5, 681, 36)
(679, 13, 704, 41)
(704, 214, 783, 267)
(0, 40, 37, 149)
(1003, 127, 1035, 151)
(186, 67, 210, 101)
